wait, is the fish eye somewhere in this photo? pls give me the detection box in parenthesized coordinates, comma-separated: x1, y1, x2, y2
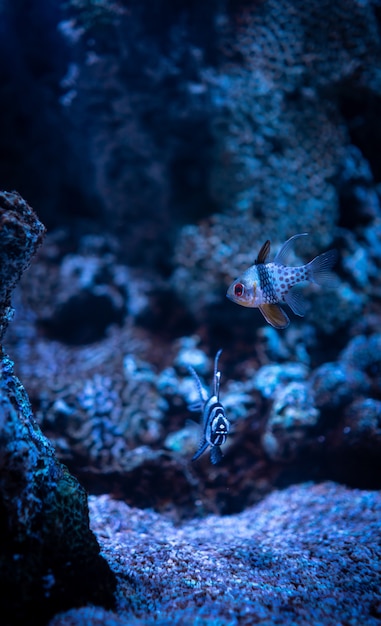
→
(234, 283, 244, 297)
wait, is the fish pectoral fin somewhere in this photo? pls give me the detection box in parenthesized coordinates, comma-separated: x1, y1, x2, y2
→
(259, 304, 290, 329)
(187, 401, 203, 412)
(284, 287, 306, 316)
(192, 439, 209, 461)
(255, 239, 271, 264)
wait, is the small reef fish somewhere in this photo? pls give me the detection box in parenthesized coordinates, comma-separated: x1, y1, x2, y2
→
(226, 233, 337, 329)
(188, 349, 230, 464)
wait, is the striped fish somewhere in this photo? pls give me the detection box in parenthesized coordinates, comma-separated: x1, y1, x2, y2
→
(226, 233, 337, 329)
(188, 349, 230, 464)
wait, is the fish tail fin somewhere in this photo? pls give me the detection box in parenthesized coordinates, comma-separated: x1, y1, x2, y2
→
(306, 249, 338, 287)
(210, 446, 223, 465)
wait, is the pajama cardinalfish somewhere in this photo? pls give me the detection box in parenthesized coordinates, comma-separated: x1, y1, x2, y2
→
(226, 233, 337, 329)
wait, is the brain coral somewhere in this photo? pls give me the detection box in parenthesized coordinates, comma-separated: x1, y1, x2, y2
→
(8, 328, 168, 471)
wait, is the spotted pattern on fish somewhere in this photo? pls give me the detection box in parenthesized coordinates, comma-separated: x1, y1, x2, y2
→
(267, 264, 309, 302)
(226, 233, 337, 329)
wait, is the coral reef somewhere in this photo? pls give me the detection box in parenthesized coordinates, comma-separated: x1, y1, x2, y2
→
(342, 398, 381, 452)
(311, 361, 370, 411)
(1, 2, 381, 622)
(49, 482, 381, 625)
(172, 0, 381, 323)
(262, 381, 319, 461)
(6, 291, 381, 516)
(3, 1, 380, 329)
(6, 320, 168, 466)
(34, 234, 127, 345)
(0, 193, 115, 625)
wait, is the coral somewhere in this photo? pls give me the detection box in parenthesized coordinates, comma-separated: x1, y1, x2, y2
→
(172, 0, 381, 326)
(164, 425, 200, 458)
(303, 334, 381, 487)
(342, 398, 381, 451)
(1, 15, 381, 626)
(256, 324, 317, 364)
(306, 281, 366, 333)
(339, 333, 381, 398)
(4, 319, 204, 516)
(253, 362, 309, 399)
(8, 331, 169, 471)
(340, 333, 381, 371)
(1, 0, 381, 332)
(6, 228, 381, 514)
(3, 230, 170, 475)
(173, 335, 211, 375)
(9, 283, 381, 517)
(337, 145, 381, 235)
(311, 362, 370, 410)
(16, 232, 132, 345)
(0, 192, 115, 625)
(261, 381, 319, 461)
(2, 0, 380, 344)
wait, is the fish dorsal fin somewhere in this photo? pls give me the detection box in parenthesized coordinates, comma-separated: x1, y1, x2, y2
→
(213, 349, 223, 398)
(273, 233, 308, 265)
(255, 239, 271, 265)
(259, 303, 290, 329)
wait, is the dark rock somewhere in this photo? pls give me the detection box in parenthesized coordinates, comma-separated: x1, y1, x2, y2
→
(0, 192, 116, 625)
(0, 191, 45, 340)
(0, 354, 116, 626)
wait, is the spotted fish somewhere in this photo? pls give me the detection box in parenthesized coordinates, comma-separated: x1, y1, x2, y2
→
(188, 349, 230, 464)
(226, 233, 337, 329)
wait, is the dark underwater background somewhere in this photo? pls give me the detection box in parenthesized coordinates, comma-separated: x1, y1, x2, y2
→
(1, 1, 381, 624)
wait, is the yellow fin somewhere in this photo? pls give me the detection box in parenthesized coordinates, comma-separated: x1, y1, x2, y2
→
(259, 304, 290, 329)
